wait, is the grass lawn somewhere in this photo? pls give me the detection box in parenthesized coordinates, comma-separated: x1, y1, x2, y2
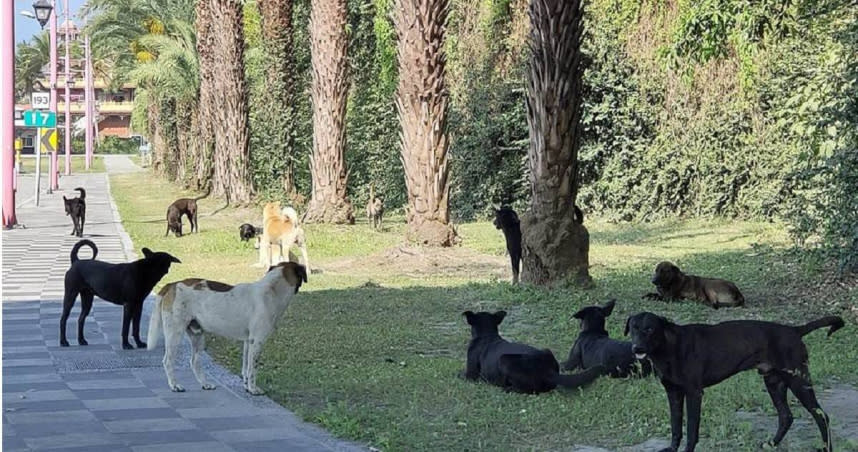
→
(18, 155, 106, 174)
(110, 171, 858, 451)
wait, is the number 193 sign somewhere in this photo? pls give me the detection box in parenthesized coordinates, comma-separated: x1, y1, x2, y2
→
(31, 92, 50, 110)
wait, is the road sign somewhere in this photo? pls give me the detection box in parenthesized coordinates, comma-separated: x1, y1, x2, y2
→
(40, 129, 58, 153)
(24, 110, 57, 128)
(31, 92, 50, 109)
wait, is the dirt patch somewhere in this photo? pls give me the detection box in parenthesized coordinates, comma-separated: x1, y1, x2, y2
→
(320, 245, 509, 281)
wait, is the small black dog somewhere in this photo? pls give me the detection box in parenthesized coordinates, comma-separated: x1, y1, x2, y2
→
(63, 187, 86, 237)
(239, 223, 262, 242)
(165, 187, 210, 237)
(562, 300, 651, 378)
(626, 312, 844, 452)
(492, 206, 521, 284)
(461, 310, 603, 393)
(60, 240, 181, 349)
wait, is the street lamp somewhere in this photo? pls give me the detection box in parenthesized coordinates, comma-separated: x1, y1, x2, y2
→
(32, 0, 52, 29)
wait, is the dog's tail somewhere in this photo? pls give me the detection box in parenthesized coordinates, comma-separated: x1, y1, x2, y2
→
(70, 239, 98, 264)
(795, 316, 845, 337)
(193, 185, 212, 201)
(147, 284, 173, 351)
(74, 187, 86, 199)
(554, 365, 605, 389)
(282, 206, 299, 225)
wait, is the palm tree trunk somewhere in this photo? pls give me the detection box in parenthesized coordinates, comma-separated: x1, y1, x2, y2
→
(195, 0, 215, 191)
(210, 0, 254, 203)
(393, 0, 458, 246)
(520, 0, 589, 286)
(305, 0, 355, 224)
(259, 0, 298, 196)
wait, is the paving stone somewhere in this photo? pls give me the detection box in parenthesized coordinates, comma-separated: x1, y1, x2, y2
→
(2, 165, 364, 452)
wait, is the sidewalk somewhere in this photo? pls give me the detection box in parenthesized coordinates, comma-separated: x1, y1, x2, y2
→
(3, 157, 365, 452)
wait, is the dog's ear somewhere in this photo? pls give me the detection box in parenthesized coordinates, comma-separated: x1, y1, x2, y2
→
(572, 308, 587, 319)
(142, 248, 153, 258)
(624, 316, 632, 336)
(602, 299, 616, 316)
(63, 196, 68, 201)
(493, 310, 507, 324)
(462, 311, 475, 325)
(169, 255, 182, 264)
(296, 264, 308, 283)
(491, 203, 500, 212)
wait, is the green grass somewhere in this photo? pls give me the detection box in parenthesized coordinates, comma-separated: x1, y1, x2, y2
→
(110, 170, 858, 451)
(18, 155, 106, 174)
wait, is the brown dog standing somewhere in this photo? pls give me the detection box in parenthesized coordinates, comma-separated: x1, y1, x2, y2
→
(165, 187, 210, 237)
(643, 261, 744, 309)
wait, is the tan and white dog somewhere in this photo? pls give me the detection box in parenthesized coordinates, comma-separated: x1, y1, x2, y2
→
(258, 202, 310, 272)
(147, 262, 307, 394)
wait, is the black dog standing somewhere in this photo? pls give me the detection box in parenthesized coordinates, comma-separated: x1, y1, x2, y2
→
(626, 312, 843, 452)
(563, 300, 651, 378)
(60, 240, 181, 349)
(63, 187, 86, 237)
(493, 207, 522, 284)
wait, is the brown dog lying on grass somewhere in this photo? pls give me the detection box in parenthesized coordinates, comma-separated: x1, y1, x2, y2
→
(643, 261, 744, 309)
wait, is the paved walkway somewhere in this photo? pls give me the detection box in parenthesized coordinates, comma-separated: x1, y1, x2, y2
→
(3, 159, 365, 452)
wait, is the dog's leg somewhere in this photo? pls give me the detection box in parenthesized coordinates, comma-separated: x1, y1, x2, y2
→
(76, 291, 94, 346)
(786, 372, 832, 452)
(510, 252, 520, 285)
(684, 390, 703, 452)
(241, 340, 250, 384)
(162, 318, 184, 392)
(121, 304, 134, 349)
(662, 381, 685, 452)
(244, 338, 265, 395)
(165, 222, 171, 237)
(59, 287, 79, 347)
(78, 211, 85, 237)
(187, 329, 216, 390)
(131, 301, 147, 349)
(299, 244, 310, 274)
(762, 372, 793, 448)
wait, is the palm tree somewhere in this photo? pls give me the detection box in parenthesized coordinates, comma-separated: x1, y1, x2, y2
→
(194, 0, 215, 191)
(393, 0, 458, 246)
(15, 32, 51, 100)
(208, 0, 254, 203)
(304, 0, 354, 223)
(126, 21, 199, 181)
(259, 0, 298, 196)
(520, 0, 589, 286)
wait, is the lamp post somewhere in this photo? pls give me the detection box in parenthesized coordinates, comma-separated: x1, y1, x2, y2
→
(32, 0, 51, 28)
(2, 0, 17, 227)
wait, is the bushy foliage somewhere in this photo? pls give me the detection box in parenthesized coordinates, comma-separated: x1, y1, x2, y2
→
(96, 136, 139, 154)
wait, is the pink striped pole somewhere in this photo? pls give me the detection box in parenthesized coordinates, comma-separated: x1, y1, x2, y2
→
(84, 26, 92, 170)
(63, 0, 71, 175)
(49, 0, 59, 191)
(2, 0, 17, 227)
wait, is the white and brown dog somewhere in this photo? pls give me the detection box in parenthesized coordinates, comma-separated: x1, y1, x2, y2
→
(258, 201, 310, 272)
(147, 262, 307, 394)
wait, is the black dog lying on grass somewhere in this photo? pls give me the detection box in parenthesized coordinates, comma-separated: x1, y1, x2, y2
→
(461, 310, 604, 393)
(492, 206, 522, 284)
(63, 187, 86, 237)
(562, 300, 651, 378)
(60, 239, 181, 349)
(626, 312, 844, 452)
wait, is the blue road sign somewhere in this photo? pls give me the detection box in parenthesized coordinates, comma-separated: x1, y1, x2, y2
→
(23, 110, 57, 128)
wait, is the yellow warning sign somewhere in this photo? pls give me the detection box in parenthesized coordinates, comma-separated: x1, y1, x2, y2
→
(40, 129, 58, 153)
